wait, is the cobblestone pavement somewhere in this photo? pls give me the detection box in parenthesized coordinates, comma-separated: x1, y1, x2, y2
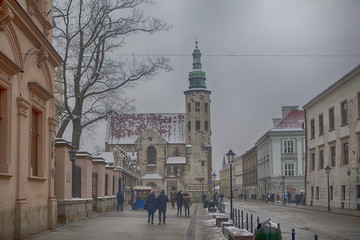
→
(25, 203, 222, 240)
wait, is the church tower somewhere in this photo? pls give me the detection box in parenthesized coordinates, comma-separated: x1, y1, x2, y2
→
(184, 41, 212, 200)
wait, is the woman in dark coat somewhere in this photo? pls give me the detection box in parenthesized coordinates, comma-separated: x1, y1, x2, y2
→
(146, 191, 157, 224)
(157, 190, 169, 225)
(176, 191, 184, 216)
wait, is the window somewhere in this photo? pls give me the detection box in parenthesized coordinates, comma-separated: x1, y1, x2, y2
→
(330, 146, 336, 167)
(205, 121, 208, 131)
(311, 152, 315, 171)
(187, 121, 191, 132)
(330, 186, 333, 200)
(283, 139, 294, 153)
(316, 187, 319, 200)
(196, 120, 200, 130)
(147, 147, 156, 165)
(343, 142, 349, 165)
(0, 87, 8, 173)
(105, 174, 109, 196)
(319, 150, 324, 170)
(341, 185, 346, 201)
(341, 100, 348, 125)
(357, 185, 360, 198)
(318, 114, 324, 135)
(310, 119, 315, 139)
(31, 109, 40, 176)
(188, 103, 191, 112)
(311, 187, 314, 199)
(195, 102, 200, 112)
(329, 107, 335, 130)
(284, 163, 294, 176)
(112, 176, 115, 195)
(204, 102, 208, 113)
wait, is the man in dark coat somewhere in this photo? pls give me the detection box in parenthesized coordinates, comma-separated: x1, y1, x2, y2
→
(157, 190, 169, 225)
(146, 191, 157, 224)
(117, 191, 124, 212)
(176, 191, 183, 216)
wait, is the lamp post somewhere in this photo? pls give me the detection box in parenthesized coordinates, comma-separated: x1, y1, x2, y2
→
(264, 179, 267, 202)
(69, 148, 77, 198)
(212, 172, 216, 202)
(226, 149, 235, 220)
(325, 165, 331, 211)
(281, 175, 285, 206)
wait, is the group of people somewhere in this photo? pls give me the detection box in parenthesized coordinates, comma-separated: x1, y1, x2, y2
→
(171, 191, 192, 216)
(145, 190, 169, 225)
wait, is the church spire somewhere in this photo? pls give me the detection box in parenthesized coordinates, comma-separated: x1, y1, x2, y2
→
(188, 41, 206, 89)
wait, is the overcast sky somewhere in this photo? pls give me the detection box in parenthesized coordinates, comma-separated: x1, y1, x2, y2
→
(81, 0, 360, 176)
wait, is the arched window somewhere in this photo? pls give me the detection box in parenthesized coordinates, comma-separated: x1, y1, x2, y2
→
(147, 146, 156, 165)
(196, 120, 200, 130)
(205, 121, 209, 131)
(146, 182, 157, 187)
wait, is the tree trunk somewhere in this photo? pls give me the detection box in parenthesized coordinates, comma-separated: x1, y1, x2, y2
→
(72, 118, 82, 150)
(56, 116, 71, 138)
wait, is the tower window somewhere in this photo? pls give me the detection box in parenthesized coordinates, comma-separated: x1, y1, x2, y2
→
(147, 147, 156, 165)
(205, 121, 208, 131)
(188, 103, 191, 112)
(196, 120, 200, 130)
(204, 102, 208, 113)
(188, 121, 191, 132)
(195, 102, 200, 112)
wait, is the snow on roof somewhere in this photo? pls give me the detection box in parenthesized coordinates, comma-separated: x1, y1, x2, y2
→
(106, 113, 185, 144)
(140, 173, 163, 180)
(97, 152, 114, 163)
(271, 110, 304, 131)
(166, 157, 186, 164)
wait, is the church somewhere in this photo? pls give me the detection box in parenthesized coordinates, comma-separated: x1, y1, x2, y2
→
(105, 42, 213, 201)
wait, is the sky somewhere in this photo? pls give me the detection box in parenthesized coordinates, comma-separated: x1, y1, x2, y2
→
(79, 0, 360, 176)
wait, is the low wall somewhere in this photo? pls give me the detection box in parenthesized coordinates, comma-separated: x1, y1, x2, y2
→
(57, 198, 93, 224)
(96, 196, 116, 212)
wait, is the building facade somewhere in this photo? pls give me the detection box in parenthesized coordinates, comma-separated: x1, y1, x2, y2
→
(234, 155, 243, 198)
(256, 106, 306, 202)
(0, 0, 62, 239)
(303, 65, 360, 210)
(242, 146, 257, 200)
(105, 42, 212, 201)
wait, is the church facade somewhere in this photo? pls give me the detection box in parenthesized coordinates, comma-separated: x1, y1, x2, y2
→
(105, 43, 212, 200)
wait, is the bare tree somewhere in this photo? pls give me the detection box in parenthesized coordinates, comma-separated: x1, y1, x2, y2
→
(53, 0, 172, 149)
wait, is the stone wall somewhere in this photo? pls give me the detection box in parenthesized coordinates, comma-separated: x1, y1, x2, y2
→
(57, 199, 93, 224)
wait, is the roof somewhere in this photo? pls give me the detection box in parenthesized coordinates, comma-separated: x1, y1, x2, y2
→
(166, 157, 186, 165)
(140, 173, 163, 180)
(270, 110, 304, 131)
(106, 113, 186, 144)
(97, 152, 114, 163)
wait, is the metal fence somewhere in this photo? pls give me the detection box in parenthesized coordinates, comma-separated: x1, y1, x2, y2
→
(224, 206, 321, 239)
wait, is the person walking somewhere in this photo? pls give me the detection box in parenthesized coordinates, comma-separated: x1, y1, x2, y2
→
(117, 190, 124, 212)
(176, 190, 183, 216)
(146, 191, 157, 224)
(183, 192, 192, 216)
(170, 192, 176, 208)
(157, 190, 169, 225)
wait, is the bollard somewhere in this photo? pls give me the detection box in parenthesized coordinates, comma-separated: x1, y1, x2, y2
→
(314, 235, 318, 240)
(250, 214, 253, 233)
(241, 210, 244, 229)
(257, 216, 259, 226)
(246, 213, 248, 231)
(237, 209, 240, 228)
(292, 228, 295, 240)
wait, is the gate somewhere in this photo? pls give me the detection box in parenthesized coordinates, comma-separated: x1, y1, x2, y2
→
(72, 164, 81, 198)
(92, 172, 98, 211)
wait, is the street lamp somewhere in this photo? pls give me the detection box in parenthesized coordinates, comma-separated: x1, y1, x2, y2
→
(226, 149, 235, 220)
(69, 149, 77, 162)
(325, 165, 331, 211)
(212, 172, 216, 202)
(281, 175, 285, 206)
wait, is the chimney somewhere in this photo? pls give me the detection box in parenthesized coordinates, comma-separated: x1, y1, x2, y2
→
(282, 106, 299, 118)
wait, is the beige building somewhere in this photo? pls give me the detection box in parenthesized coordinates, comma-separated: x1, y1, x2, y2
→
(105, 43, 212, 201)
(0, 0, 62, 239)
(242, 146, 257, 199)
(219, 165, 229, 198)
(304, 65, 360, 210)
(234, 155, 243, 198)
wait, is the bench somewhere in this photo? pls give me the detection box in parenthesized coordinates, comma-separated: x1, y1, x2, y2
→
(224, 226, 254, 240)
(216, 216, 230, 228)
(221, 221, 234, 234)
(208, 207, 217, 213)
